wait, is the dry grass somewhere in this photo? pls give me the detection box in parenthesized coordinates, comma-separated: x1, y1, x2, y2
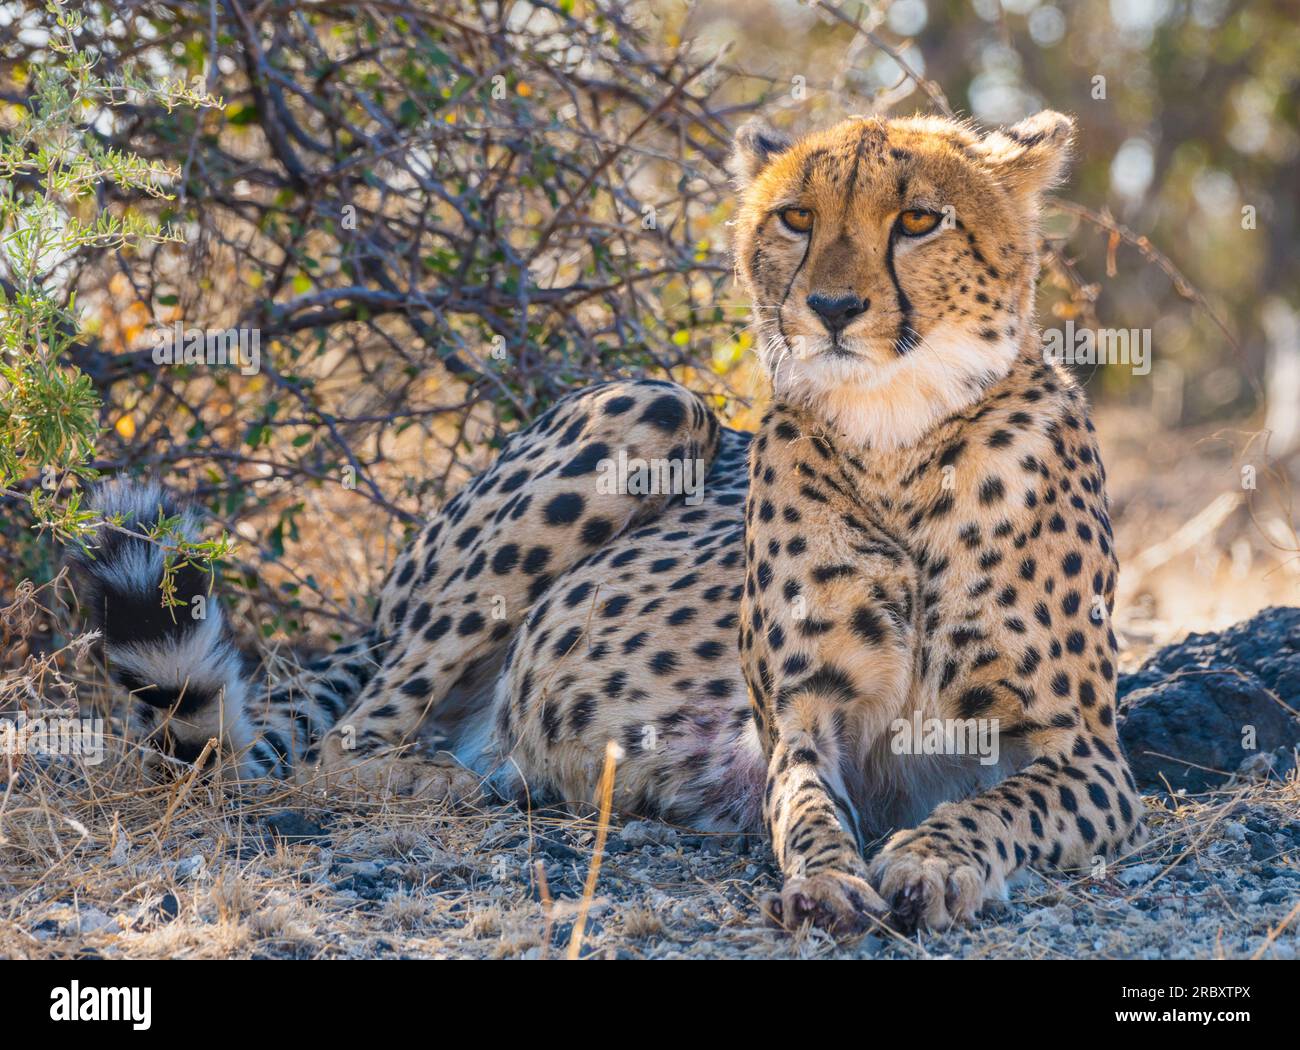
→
(1, 716, 1295, 960)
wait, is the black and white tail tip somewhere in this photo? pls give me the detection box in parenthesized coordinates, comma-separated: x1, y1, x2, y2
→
(71, 479, 255, 770)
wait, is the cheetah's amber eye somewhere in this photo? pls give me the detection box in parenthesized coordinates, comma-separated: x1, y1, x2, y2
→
(779, 207, 814, 234)
(898, 209, 942, 237)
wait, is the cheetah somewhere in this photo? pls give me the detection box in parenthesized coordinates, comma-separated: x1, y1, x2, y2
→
(73, 109, 1146, 936)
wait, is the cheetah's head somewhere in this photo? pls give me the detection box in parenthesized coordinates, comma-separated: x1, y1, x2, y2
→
(730, 111, 1073, 450)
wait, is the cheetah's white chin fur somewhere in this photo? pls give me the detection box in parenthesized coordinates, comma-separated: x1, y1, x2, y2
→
(767, 329, 1022, 452)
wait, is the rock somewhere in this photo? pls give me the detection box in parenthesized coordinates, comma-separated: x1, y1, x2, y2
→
(1236, 751, 1277, 780)
(856, 934, 883, 957)
(67, 907, 117, 934)
(535, 835, 581, 862)
(1118, 862, 1163, 886)
(618, 820, 679, 848)
(1119, 605, 1300, 699)
(1221, 821, 1248, 842)
(331, 859, 385, 898)
(481, 820, 522, 849)
(264, 810, 329, 843)
(334, 860, 382, 879)
(1022, 906, 1067, 927)
(170, 854, 206, 881)
(1250, 834, 1278, 862)
(1263, 743, 1294, 784)
(1117, 607, 1300, 792)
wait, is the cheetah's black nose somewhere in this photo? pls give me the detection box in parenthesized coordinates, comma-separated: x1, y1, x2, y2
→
(806, 293, 869, 333)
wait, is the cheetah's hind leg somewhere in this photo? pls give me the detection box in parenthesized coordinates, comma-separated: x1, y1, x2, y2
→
(313, 380, 723, 797)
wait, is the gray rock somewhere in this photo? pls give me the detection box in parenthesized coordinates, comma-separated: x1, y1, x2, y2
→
(67, 907, 117, 934)
(1117, 607, 1300, 791)
(170, 854, 206, 880)
(619, 820, 679, 848)
(1250, 833, 1278, 862)
(264, 810, 329, 843)
(1221, 821, 1248, 842)
(1118, 862, 1163, 886)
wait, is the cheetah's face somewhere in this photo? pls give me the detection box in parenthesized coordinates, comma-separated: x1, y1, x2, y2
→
(730, 112, 1074, 449)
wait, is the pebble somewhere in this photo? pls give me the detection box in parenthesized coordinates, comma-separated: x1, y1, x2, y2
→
(619, 820, 679, 848)
(1221, 821, 1248, 842)
(334, 860, 382, 879)
(1118, 862, 1163, 886)
(67, 907, 117, 934)
(170, 854, 206, 881)
(1250, 834, 1277, 861)
(264, 810, 329, 843)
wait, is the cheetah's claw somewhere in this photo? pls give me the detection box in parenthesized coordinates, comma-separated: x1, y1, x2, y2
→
(763, 870, 889, 937)
(869, 840, 985, 933)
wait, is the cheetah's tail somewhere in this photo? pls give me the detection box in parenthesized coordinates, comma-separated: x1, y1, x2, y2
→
(69, 478, 375, 777)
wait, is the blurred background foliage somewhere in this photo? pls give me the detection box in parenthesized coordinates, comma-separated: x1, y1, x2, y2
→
(683, 0, 1300, 425)
(0, 0, 1296, 654)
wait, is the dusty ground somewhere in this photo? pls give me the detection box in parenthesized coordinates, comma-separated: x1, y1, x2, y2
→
(1, 750, 1297, 960)
(1, 404, 1298, 960)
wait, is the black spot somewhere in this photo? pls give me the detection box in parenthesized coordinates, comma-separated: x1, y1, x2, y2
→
(522, 546, 552, 575)
(958, 685, 997, 718)
(499, 469, 530, 494)
(639, 394, 686, 433)
(551, 626, 583, 658)
(695, 639, 726, 661)
(564, 581, 594, 608)
(559, 442, 611, 478)
(650, 651, 678, 674)
(979, 477, 1005, 504)
(544, 493, 585, 526)
(851, 606, 886, 643)
(581, 517, 614, 546)
(492, 544, 520, 574)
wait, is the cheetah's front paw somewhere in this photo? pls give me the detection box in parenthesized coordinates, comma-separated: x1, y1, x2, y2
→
(869, 835, 985, 933)
(762, 871, 888, 937)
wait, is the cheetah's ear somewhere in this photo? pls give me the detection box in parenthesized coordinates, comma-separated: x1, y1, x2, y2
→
(973, 110, 1075, 199)
(728, 119, 794, 187)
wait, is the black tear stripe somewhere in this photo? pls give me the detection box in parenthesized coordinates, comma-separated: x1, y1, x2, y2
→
(775, 225, 814, 353)
(885, 229, 919, 355)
